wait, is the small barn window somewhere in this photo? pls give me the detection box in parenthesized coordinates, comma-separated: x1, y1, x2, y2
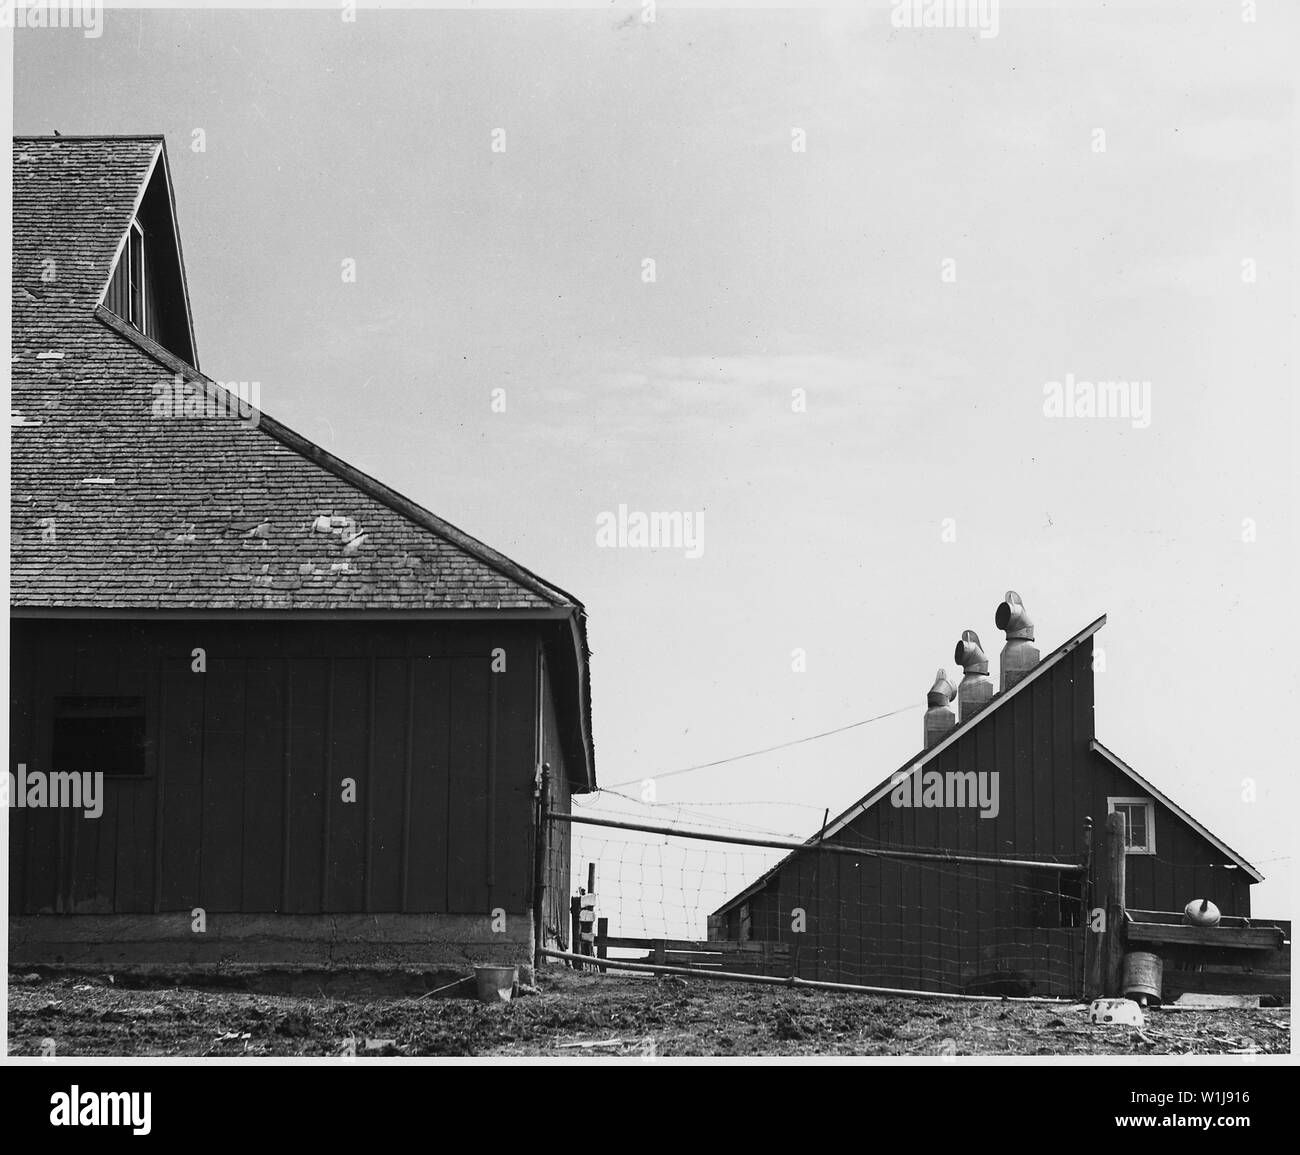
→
(1108, 797, 1156, 855)
(52, 697, 147, 777)
(105, 219, 147, 334)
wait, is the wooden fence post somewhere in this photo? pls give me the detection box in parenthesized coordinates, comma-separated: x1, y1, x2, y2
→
(579, 863, 598, 966)
(1104, 811, 1128, 997)
(597, 917, 608, 973)
(1083, 816, 1103, 1001)
(570, 895, 582, 970)
(532, 766, 550, 973)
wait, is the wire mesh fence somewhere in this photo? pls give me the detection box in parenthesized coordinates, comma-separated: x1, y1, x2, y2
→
(545, 805, 1086, 998)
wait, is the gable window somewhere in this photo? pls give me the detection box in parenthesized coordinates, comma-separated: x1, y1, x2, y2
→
(1108, 797, 1156, 855)
(52, 697, 147, 777)
(127, 220, 145, 329)
(106, 219, 148, 334)
(97, 149, 197, 367)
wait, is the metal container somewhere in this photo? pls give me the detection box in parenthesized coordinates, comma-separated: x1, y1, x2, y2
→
(1122, 951, 1163, 1007)
(474, 964, 518, 1003)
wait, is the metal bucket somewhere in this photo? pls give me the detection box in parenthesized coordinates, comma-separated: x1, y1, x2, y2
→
(474, 965, 518, 1004)
(1122, 951, 1163, 1007)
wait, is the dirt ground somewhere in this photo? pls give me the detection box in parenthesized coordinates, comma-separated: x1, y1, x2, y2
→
(7, 968, 1290, 1058)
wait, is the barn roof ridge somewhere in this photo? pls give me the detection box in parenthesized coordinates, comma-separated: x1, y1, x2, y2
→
(15, 133, 167, 140)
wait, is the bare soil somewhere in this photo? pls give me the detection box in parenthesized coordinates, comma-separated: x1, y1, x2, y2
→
(7, 968, 1289, 1058)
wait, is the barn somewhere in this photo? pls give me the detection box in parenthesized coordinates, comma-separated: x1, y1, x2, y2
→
(709, 594, 1264, 997)
(8, 135, 595, 981)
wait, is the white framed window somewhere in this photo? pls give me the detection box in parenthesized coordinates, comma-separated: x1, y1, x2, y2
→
(1108, 796, 1156, 855)
(127, 220, 146, 332)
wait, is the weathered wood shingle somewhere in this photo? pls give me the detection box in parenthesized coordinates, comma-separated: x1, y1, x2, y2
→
(11, 136, 573, 613)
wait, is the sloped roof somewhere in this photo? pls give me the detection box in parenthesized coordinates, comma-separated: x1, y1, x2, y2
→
(1090, 741, 1264, 883)
(11, 135, 576, 613)
(712, 614, 1108, 916)
(13, 135, 163, 333)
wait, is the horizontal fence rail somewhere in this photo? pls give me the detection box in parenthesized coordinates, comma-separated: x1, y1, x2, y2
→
(540, 948, 1074, 1004)
(549, 811, 1085, 873)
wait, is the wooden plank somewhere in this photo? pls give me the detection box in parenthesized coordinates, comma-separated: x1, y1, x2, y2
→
(94, 781, 119, 914)
(115, 780, 156, 913)
(406, 658, 450, 912)
(368, 658, 408, 912)
(327, 658, 368, 912)
(285, 659, 327, 913)
(1126, 909, 1281, 932)
(8, 627, 36, 912)
(25, 632, 73, 913)
(492, 644, 534, 915)
(977, 714, 1002, 986)
(160, 656, 204, 911)
(447, 655, 490, 915)
(1049, 661, 1072, 862)
(1163, 970, 1290, 999)
(241, 658, 284, 912)
(117, 638, 156, 913)
(1126, 923, 1284, 950)
(200, 658, 245, 911)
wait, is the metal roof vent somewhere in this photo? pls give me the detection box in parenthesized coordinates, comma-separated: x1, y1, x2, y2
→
(954, 629, 994, 722)
(924, 669, 957, 748)
(995, 590, 1040, 692)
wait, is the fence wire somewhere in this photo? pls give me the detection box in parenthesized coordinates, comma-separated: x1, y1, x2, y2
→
(546, 814, 1085, 998)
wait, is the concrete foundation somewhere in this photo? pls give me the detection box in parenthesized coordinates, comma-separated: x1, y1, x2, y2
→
(9, 912, 535, 990)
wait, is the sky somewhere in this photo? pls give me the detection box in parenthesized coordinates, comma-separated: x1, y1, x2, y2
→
(11, 1, 1296, 922)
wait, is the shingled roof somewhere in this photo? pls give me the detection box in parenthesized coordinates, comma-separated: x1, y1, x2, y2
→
(11, 135, 580, 615)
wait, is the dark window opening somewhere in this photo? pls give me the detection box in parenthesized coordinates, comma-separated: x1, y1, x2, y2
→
(1058, 872, 1084, 928)
(1023, 871, 1084, 929)
(52, 696, 147, 777)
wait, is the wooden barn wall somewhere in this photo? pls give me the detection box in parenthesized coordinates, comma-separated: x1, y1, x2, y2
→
(539, 647, 573, 950)
(741, 637, 1251, 994)
(8, 618, 569, 919)
(1089, 757, 1253, 917)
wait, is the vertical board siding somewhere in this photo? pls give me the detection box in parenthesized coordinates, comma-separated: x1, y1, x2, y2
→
(540, 650, 573, 946)
(8, 629, 35, 911)
(201, 659, 245, 911)
(160, 658, 204, 910)
(447, 655, 491, 915)
(241, 659, 285, 912)
(407, 657, 451, 912)
(286, 658, 327, 913)
(11, 621, 574, 922)
(326, 658, 368, 913)
(369, 658, 408, 913)
(494, 646, 536, 915)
